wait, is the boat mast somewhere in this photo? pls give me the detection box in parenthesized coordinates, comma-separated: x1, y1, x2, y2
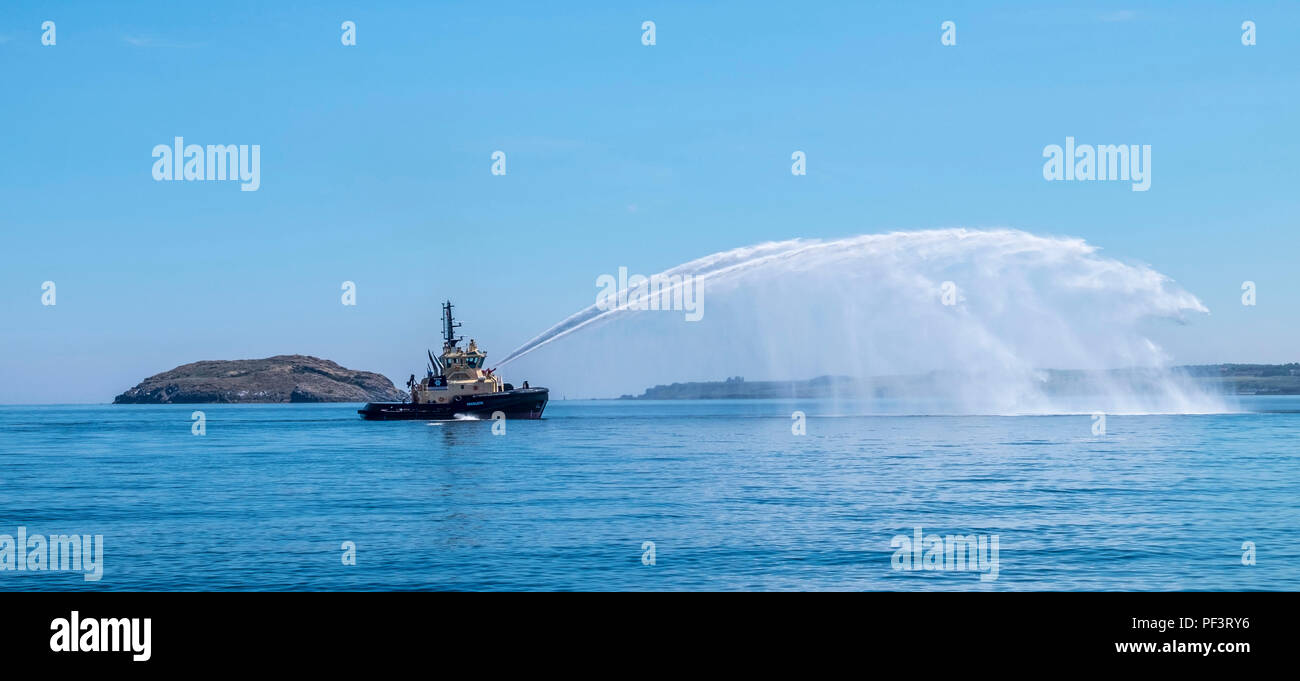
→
(441, 300, 462, 350)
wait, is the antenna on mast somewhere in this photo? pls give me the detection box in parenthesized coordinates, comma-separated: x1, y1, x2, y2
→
(441, 300, 463, 349)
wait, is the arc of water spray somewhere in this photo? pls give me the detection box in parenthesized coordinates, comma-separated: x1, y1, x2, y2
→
(498, 239, 825, 367)
(496, 228, 1208, 369)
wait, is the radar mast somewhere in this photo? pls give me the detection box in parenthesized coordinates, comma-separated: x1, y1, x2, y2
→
(441, 300, 463, 350)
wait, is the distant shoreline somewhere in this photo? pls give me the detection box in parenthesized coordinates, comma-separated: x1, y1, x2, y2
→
(618, 364, 1300, 400)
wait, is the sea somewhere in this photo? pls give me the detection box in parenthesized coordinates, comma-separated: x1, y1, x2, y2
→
(1, 398, 1297, 591)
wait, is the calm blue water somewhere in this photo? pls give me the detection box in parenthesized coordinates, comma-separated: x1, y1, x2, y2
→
(0, 398, 1297, 591)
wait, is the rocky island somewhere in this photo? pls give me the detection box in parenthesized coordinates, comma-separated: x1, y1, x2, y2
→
(113, 355, 406, 404)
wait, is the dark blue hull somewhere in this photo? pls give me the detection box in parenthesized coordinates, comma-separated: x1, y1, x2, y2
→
(358, 387, 548, 421)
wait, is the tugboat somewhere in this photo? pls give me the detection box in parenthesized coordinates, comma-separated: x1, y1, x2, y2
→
(358, 301, 548, 421)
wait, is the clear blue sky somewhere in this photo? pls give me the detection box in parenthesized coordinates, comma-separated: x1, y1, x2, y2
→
(1, 1, 1296, 403)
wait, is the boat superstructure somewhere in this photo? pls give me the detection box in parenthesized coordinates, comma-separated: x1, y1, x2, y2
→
(358, 301, 548, 421)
